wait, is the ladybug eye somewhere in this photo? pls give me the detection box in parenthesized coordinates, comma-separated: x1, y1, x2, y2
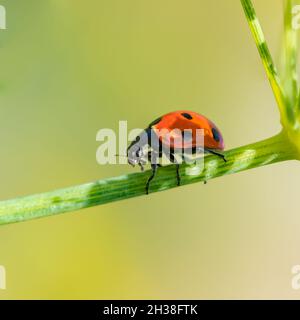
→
(181, 113, 193, 120)
(212, 127, 220, 142)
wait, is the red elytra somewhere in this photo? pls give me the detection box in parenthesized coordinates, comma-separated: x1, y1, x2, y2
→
(149, 110, 224, 150)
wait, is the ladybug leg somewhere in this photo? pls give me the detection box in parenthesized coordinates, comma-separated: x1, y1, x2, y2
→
(145, 151, 160, 194)
(147, 151, 162, 167)
(167, 152, 181, 187)
(175, 163, 180, 186)
(146, 164, 158, 195)
(205, 149, 227, 162)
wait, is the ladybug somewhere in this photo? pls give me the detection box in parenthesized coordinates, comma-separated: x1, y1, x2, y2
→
(127, 110, 226, 194)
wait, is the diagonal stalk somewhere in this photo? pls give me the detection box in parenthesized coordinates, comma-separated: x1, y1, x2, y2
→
(284, 0, 299, 107)
(0, 132, 297, 225)
(240, 0, 291, 124)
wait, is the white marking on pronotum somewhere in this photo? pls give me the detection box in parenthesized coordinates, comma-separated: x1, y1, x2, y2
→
(0, 5, 6, 29)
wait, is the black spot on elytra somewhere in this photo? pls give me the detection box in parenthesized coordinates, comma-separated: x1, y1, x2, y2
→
(181, 113, 193, 120)
(148, 117, 162, 128)
(212, 127, 220, 142)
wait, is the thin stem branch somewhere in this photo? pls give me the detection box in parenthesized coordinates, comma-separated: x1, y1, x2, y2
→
(0, 132, 296, 225)
(284, 0, 299, 105)
(240, 0, 290, 123)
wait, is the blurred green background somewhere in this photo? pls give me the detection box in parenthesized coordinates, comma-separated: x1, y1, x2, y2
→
(0, 0, 300, 299)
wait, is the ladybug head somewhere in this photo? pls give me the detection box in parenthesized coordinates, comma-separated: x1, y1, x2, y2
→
(127, 131, 148, 171)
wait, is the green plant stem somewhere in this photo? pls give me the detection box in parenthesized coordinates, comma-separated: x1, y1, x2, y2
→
(0, 132, 296, 225)
(284, 0, 299, 107)
(240, 0, 288, 122)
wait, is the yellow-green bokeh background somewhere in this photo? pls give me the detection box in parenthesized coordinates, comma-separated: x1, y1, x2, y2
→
(1, 0, 300, 299)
